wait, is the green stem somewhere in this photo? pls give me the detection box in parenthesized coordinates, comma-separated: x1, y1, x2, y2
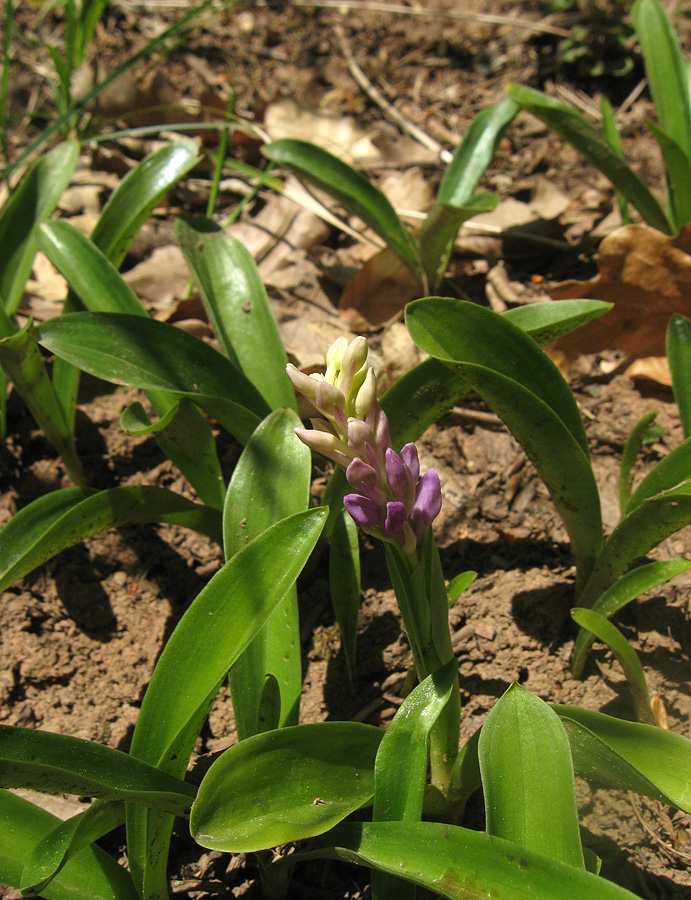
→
(385, 532, 460, 798)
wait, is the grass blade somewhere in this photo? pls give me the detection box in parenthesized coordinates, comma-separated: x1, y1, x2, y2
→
(667, 313, 691, 438)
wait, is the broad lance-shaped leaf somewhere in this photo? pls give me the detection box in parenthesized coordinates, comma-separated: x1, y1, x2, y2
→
(372, 660, 458, 900)
(176, 216, 296, 412)
(0, 725, 196, 814)
(0, 485, 222, 594)
(406, 298, 602, 587)
(34, 312, 269, 444)
(224, 409, 310, 740)
(329, 508, 361, 683)
(383, 299, 612, 449)
(126, 508, 328, 896)
(479, 684, 583, 868)
(571, 558, 691, 678)
(305, 821, 643, 900)
(36, 226, 226, 507)
(191, 722, 383, 851)
(21, 801, 125, 897)
(668, 313, 691, 439)
(571, 609, 653, 724)
(506, 83, 673, 234)
(0, 789, 139, 900)
(646, 121, 691, 231)
(624, 434, 691, 513)
(262, 139, 421, 277)
(0, 140, 79, 317)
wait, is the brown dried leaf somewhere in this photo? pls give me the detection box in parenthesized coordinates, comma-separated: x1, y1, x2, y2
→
(338, 247, 420, 332)
(551, 224, 691, 364)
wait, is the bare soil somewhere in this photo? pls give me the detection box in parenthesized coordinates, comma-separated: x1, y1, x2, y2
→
(2, 2, 691, 898)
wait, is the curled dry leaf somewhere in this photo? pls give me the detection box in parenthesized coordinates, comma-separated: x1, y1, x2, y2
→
(550, 224, 691, 382)
(338, 247, 420, 332)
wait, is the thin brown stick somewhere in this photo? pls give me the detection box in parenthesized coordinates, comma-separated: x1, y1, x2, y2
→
(296, 0, 571, 38)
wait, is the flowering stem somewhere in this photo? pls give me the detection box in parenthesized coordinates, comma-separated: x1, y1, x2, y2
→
(385, 531, 460, 798)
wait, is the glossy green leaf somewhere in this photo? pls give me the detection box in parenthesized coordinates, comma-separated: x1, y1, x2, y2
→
(262, 139, 420, 276)
(382, 299, 612, 450)
(374, 661, 456, 825)
(479, 683, 583, 868)
(667, 313, 691, 439)
(0, 725, 195, 812)
(572, 558, 691, 678)
(224, 409, 310, 739)
(555, 705, 691, 812)
(0, 141, 79, 316)
(406, 298, 602, 585)
(176, 216, 295, 411)
(0, 789, 138, 900)
(37, 223, 225, 505)
(120, 400, 225, 510)
(20, 800, 125, 896)
(35, 312, 269, 443)
(0, 320, 84, 485)
(130, 507, 327, 772)
(191, 722, 383, 851)
(0, 485, 222, 593)
(632, 0, 691, 162)
(436, 97, 519, 207)
(419, 194, 497, 291)
(308, 821, 642, 900)
(619, 412, 658, 513)
(578, 481, 691, 609)
(329, 508, 361, 683)
(571, 609, 653, 724)
(91, 140, 199, 267)
(600, 97, 630, 225)
(446, 570, 476, 606)
(127, 507, 328, 896)
(507, 84, 672, 234)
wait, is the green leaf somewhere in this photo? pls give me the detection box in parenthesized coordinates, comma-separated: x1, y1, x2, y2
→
(618, 412, 658, 513)
(406, 298, 602, 585)
(627, 435, 691, 511)
(120, 400, 225, 510)
(646, 121, 691, 230)
(572, 558, 691, 678)
(600, 97, 630, 225)
(35, 312, 269, 443)
(0, 320, 85, 485)
(436, 98, 519, 207)
(446, 570, 476, 606)
(0, 141, 79, 316)
(175, 216, 296, 411)
(578, 482, 691, 609)
(37, 223, 226, 506)
(307, 821, 643, 900)
(329, 508, 361, 683)
(571, 609, 653, 724)
(0, 485, 222, 593)
(479, 683, 583, 868)
(191, 722, 383, 851)
(0, 789, 139, 900)
(632, 0, 691, 162)
(419, 194, 497, 292)
(382, 299, 611, 451)
(0, 725, 195, 813)
(21, 800, 125, 896)
(374, 661, 457, 825)
(127, 507, 328, 896)
(224, 409, 310, 740)
(507, 84, 673, 234)
(555, 706, 691, 812)
(667, 313, 691, 439)
(262, 139, 421, 276)
(91, 140, 199, 267)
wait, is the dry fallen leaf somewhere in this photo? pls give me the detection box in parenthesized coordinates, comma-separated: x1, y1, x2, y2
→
(550, 224, 691, 375)
(339, 247, 420, 332)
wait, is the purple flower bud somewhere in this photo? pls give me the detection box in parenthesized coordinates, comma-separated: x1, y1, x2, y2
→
(294, 426, 351, 468)
(315, 381, 346, 418)
(344, 494, 383, 529)
(346, 458, 379, 499)
(399, 443, 420, 483)
(410, 468, 442, 537)
(347, 418, 374, 454)
(384, 501, 408, 535)
(385, 448, 414, 510)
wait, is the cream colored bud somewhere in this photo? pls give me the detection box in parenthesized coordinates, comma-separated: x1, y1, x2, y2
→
(325, 337, 349, 382)
(286, 363, 318, 401)
(354, 368, 377, 419)
(340, 336, 368, 380)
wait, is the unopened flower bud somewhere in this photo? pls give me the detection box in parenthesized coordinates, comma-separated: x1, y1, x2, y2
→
(286, 364, 318, 401)
(354, 368, 377, 419)
(344, 494, 383, 529)
(314, 381, 346, 418)
(294, 426, 351, 468)
(325, 336, 349, 376)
